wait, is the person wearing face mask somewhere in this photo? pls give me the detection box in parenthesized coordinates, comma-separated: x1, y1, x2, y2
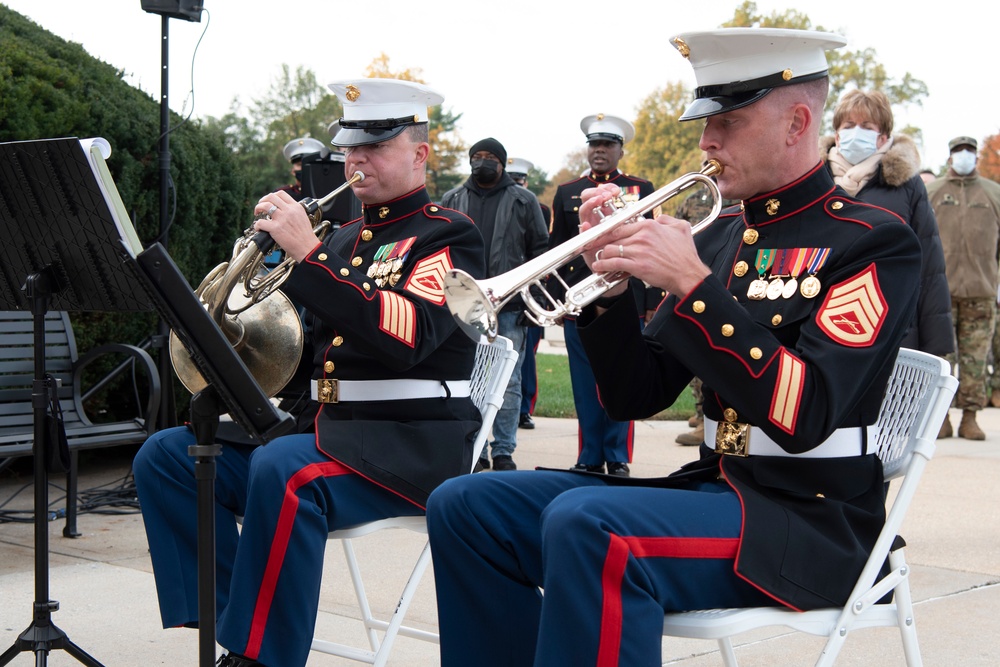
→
(440, 138, 550, 471)
(821, 90, 953, 365)
(277, 137, 328, 201)
(927, 136, 1000, 440)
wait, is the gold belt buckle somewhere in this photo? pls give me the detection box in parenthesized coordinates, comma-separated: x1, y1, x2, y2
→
(316, 379, 339, 404)
(715, 421, 751, 457)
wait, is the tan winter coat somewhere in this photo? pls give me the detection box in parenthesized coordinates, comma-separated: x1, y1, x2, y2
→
(927, 170, 1000, 299)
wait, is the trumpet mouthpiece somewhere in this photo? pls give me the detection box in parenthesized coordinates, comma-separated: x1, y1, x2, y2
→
(352, 171, 365, 181)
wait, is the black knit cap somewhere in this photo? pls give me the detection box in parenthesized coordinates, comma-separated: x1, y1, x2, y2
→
(469, 137, 507, 169)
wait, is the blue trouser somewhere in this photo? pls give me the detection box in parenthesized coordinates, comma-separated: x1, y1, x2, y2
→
(427, 470, 776, 667)
(520, 325, 543, 416)
(132, 427, 421, 667)
(563, 317, 633, 465)
(486, 309, 526, 458)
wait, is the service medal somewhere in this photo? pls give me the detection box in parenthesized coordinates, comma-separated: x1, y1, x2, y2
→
(765, 277, 785, 300)
(781, 278, 798, 299)
(800, 275, 821, 298)
(747, 279, 768, 300)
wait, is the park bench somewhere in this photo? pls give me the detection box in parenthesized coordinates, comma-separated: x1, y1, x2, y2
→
(0, 310, 160, 536)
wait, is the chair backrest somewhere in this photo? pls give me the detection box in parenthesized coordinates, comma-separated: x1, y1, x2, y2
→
(468, 335, 517, 467)
(869, 348, 957, 481)
(0, 311, 83, 439)
(840, 348, 957, 609)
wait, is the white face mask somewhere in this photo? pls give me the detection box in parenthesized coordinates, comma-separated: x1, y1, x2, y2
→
(837, 126, 880, 165)
(951, 149, 977, 176)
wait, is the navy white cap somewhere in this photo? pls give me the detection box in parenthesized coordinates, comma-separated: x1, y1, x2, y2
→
(282, 137, 328, 162)
(506, 157, 534, 176)
(580, 113, 635, 145)
(328, 78, 444, 147)
(670, 28, 847, 121)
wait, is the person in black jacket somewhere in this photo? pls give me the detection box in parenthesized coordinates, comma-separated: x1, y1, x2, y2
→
(426, 28, 922, 667)
(440, 140, 549, 470)
(822, 88, 953, 358)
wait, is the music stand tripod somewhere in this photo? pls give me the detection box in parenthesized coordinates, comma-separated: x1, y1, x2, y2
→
(0, 138, 159, 665)
(0, 268, 104, 667)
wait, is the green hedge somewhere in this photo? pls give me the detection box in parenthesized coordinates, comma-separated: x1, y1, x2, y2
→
(0, 7, 258, 421)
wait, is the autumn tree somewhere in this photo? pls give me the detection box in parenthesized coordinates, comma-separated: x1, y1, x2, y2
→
(978, 132, 1000, 183)
(724, 2, 928, 136)
(364, 53, 465, 199)
(624, 82, 706, 199)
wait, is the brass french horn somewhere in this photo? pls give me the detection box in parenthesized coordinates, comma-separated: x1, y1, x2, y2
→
(170, 172, 364, 396)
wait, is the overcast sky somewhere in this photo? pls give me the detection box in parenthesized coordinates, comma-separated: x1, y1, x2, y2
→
(4, 1, 998, 177)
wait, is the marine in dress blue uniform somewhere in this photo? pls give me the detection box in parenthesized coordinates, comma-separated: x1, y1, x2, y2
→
(277, 137, 328, 201)
(507, 156, 549, 428)
(549, 115, 655, 474)
(133, 79, 485, 667)
(427, 29, 923, 667)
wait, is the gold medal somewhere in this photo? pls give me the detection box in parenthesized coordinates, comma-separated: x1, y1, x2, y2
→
(800, 275, 821, 298)
(747, 279, 768, 300)
(781, 277, 798, 299)
(765, 277, 785, 300)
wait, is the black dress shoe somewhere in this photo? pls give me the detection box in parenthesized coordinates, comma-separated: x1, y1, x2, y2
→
(571, 463, 605, 473)
(492, 454, 517, 471)
(217, 653, 267, 667)
(607, 462, 630, 477)
(519, 413, 536, 429)
(474, 456, 490, 472)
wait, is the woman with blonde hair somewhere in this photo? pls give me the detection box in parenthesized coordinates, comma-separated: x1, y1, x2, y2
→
(823, 89, 953, 365)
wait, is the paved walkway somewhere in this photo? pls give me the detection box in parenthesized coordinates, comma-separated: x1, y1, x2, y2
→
(1, 406, 998, 665)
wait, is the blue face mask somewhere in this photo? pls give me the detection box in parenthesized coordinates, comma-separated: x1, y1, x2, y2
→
(837, 126, 880, 165)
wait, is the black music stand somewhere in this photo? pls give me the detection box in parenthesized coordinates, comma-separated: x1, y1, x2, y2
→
(0, 137, 294, 667)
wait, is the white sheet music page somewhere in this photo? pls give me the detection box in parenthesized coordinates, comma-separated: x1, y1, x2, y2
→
(79, 137, 144, 258)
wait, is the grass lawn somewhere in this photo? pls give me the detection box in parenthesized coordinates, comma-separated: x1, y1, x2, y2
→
(531, 353, 695, 421)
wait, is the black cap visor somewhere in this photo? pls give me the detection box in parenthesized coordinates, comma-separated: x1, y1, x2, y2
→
(586, 132, 624, 144)
(679, 89, 772, 121)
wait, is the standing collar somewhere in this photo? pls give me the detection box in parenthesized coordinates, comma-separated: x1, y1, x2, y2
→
(741, 163, 836, 227)
(362, 186, 430, 224)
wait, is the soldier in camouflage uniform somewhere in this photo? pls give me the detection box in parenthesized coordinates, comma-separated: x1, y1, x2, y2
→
(927, 136, 1000, 439)
(991, 303, 1000, 407)
(672, 184, 735, 446)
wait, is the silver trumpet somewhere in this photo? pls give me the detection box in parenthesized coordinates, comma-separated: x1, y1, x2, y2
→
(444, 160, 723, 341)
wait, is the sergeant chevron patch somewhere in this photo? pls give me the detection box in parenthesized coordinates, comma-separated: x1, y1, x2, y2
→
(404, 249, 452, 305)
(379, 290, 416, 347)
(816, 265, 886, 347)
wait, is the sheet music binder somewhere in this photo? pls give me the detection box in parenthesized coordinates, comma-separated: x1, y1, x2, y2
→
(131, 243, 294, 443)
(0, 136, 294, 443)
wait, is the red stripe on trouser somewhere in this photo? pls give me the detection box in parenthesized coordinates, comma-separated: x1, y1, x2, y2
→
(245, 460, 352, 656)
(596, 535, 739, 667)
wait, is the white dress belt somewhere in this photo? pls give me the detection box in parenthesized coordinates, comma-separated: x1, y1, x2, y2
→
(310, 378, 471, 403)
(704, 418, 873, 458)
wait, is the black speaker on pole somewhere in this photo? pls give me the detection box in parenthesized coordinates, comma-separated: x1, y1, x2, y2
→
(140, 0, 204, 22)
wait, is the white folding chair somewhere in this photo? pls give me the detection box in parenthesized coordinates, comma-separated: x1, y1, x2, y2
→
(310, 335, 518, 665)
(661, 348, 958, 667)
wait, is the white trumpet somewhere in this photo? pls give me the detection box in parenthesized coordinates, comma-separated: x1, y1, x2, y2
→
(443, 160, 723, 341)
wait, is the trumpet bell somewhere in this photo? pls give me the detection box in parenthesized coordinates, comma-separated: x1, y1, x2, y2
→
(169, 290, 304, 397)
(443, 268, 498, 341)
